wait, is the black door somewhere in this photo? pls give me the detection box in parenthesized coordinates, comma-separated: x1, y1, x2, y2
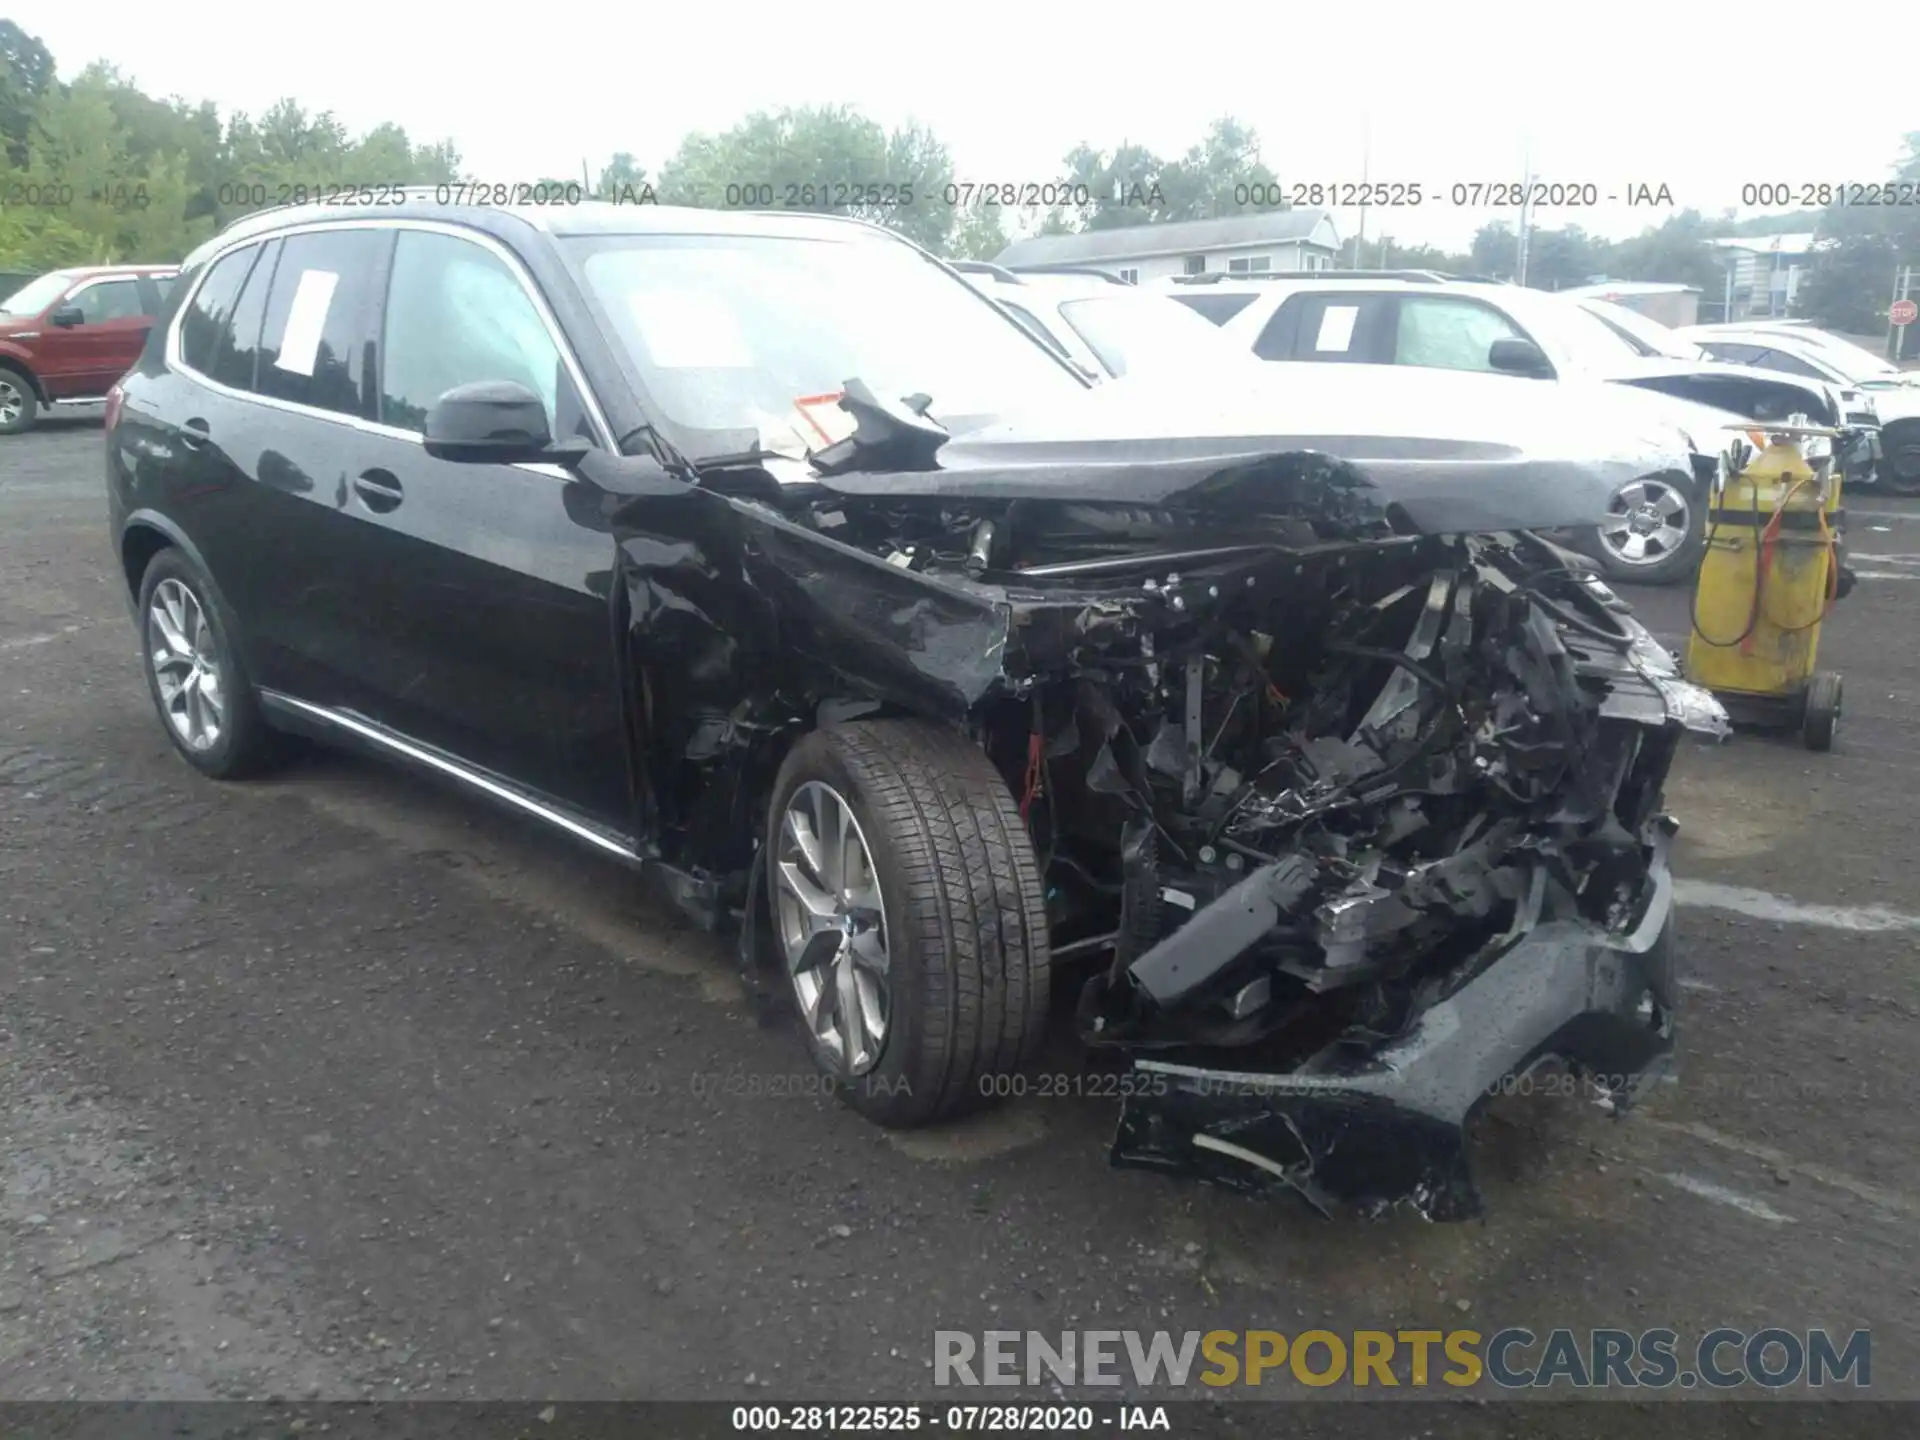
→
(175, 227, 398, 705)
(147, 236, 315, 693)
(327, 225, 629, 831)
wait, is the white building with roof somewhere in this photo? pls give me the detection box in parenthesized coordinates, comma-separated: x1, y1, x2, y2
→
(1707, 233, 1821, 319)
(994, 210, 1342, 285)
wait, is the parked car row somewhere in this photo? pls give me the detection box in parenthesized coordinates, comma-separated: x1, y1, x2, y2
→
(106, 195, 1728, 1215)
(959, 265, 1878, 586)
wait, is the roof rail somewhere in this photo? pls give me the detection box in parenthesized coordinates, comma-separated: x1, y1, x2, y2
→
(949, 260, 1024, 284)
(214, 183, 450, 236)
(1006, 265, 1129, 284)
(1167, 268, 1459, 285)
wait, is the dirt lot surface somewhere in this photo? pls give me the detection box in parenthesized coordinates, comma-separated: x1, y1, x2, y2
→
(4, 419, 1918, 1433)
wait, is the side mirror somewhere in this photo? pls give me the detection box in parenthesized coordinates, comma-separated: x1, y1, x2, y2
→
(424, 380, 568, 465)
(1488, 337, 1553, 378)
(49, 304, 85, 328)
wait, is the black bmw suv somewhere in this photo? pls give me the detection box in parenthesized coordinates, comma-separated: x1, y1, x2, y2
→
(108, 195, 1725, 1217)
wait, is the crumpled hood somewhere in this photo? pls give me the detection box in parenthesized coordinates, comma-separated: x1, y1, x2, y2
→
(821, 363, 1698, 536)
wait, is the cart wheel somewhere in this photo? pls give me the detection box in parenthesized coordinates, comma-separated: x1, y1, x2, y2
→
(1803, 671, 1842, 752)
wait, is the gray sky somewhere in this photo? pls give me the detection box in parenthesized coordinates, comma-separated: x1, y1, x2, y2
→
(17, 0, 1917, 251)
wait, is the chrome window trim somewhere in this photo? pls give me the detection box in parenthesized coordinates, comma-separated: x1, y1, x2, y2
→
(260, 691, 640, 862)
(164, 216, 616, 461)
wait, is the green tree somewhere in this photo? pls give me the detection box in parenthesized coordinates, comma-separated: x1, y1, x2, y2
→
(1469, 221, 1518, 277)
(1608, 210, 1724, 292)
(0, 19, 54, 168)
(1795, 132, 1920, 332)
(1157, 118, 1281, 222)
(658, 105, 955, 252)
(595, 150, 650, 201)
(947, 204, 1008, 261)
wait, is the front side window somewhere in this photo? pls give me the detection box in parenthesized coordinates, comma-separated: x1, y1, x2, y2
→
(568, 231, 1085, 457)
(70, 280, 145, 323)
(380, 230, 583, 437)
(1393, 296, 1525, 372)
(255, 229, 388, 419)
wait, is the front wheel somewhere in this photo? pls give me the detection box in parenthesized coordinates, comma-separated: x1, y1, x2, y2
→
(1589, 474, 1705, 586)
(1878, 421, 1920, 496)
(766, 720, 1051, 1127)
(0, 368, 36, 435)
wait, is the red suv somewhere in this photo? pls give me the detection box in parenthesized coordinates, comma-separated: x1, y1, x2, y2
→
(0, 265, 180, 435)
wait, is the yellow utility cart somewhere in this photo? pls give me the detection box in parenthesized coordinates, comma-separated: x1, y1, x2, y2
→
(1685, 423, 1848, 751)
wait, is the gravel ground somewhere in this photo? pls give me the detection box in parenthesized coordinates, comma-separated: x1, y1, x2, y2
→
(3, 420, 1918, 1432)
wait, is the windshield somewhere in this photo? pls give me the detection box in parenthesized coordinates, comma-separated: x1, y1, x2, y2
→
(0, 272, 73, 318)
(1785, 330, 1904, 381)
(1053, 293, 1253, 377)
(1579, 299, 1704, 360)
(568, 233, 1086, 456)
(1509, 291, 1656, 371)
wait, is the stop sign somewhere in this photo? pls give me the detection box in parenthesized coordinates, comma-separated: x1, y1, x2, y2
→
(1893, 298, 1919, 326)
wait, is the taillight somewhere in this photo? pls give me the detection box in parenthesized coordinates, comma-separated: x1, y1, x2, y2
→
(104, 382, 124, 434)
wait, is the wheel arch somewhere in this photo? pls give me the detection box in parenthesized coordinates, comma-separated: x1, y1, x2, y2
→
(118, 510, 215, 602)
(0, 351, 44, 401)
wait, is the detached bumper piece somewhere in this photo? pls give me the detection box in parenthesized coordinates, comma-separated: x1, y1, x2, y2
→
(1110, 848, 1677, 1220)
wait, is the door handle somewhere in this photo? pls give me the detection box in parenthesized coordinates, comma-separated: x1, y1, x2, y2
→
(180, 417, 210, 451)
(353, 468, 405, 513)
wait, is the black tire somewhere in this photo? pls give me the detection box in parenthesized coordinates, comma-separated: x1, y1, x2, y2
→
(1802, 671, 1842, 753)
(1879, 421, 1920, 496)
(766, 720, 1051, 1127)
(0, 367, 37, 436)
(1587, 473, 1707, 587)
(136, 547, 288, 779)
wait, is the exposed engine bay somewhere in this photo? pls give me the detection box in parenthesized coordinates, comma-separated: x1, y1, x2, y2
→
(595, 414, 1730, 1218)
(816, 490, 1696, 1043)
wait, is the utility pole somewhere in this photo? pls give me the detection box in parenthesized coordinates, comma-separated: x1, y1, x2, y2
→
(1514, 138, 1534, 286)
(1353, 116, 1370, 267)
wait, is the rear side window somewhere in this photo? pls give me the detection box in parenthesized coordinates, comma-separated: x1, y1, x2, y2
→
(1257, 293, 1392, 363)
(208, 241, 279, 392)
(256, 229, 390, 419)
(379, 229, 585, 438)
(1703, 341, 1765, 365)
(1168, 292, 1257, 326)
(178, 248, 258, 376)
(145, 275, 179, 315)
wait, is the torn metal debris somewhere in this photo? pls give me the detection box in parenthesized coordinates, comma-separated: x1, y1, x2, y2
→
(582, 409, 1726, 1219)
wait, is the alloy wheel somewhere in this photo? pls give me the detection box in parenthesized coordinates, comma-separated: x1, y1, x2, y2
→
(146, 577, 226, 752)
(1598, 477, 1692, 568)
(773, 780, 892, 1076)
(0, 376, 23, 427)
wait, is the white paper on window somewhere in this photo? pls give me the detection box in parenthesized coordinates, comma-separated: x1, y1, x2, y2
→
(626, 288, 753, 368)
(273, 270, 340, 377)
(1313, 305, 1359, 353)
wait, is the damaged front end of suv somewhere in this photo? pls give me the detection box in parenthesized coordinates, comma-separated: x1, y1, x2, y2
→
(602, 385, 1729, 1220)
